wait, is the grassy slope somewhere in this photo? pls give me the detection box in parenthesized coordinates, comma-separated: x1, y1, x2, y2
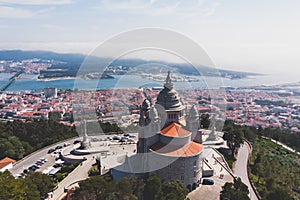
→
(249, 138, 300, 199)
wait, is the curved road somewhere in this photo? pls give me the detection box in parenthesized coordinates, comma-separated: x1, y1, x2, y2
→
(9, 137, 81, 177)
(234, 142, 259, 200)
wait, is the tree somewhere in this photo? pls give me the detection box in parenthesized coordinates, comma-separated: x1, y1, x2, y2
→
(20, 178, 40, 200)
(27, 172, 55, 199)
(117, 178, 136, 200)
(0, 170, 40, 200)
(220, 178, 250, 200)
(144, 174, 162, 200)
(127, 176, 144, 199)
(266, 187, 292, 200)
(243, 128, 256, 142)
(223, 129, 244, 155)
(48, 111, 61, 122)
(162, 180, 189, 200)
(0, 119, 77, 160)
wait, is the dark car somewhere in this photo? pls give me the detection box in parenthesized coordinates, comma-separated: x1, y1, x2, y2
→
(55, 145, 63, 150)
(29, 164, 38, 171)
(112, 135, 121, 140)
(53, 163, 62, 168)
(35, 161, 43, 166)
(73, 140, 81, 144)
(123, 133, 130, 137)
(202, 178, 214, 185)
(48, 148, 55, 154)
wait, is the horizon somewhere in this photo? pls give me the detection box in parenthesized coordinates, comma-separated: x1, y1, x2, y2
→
(0, 0, 300, 80)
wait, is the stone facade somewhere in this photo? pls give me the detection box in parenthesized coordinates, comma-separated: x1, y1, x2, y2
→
(112, 72, 203, 191)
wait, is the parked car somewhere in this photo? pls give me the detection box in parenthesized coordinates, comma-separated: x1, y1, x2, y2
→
(63, 142, 71, 147)
(53, 163, 62, 168)
(35, 161, 43, 166)
(202, 178, 214, 185)
(40, 158, 48, 162)
(123, 133, 130, 137)
(120, 137, 127, 142)
(48, 148, 55, 154)
(15, 174, 22, 179)
(29, 164, 39, 171)
(55, 156, 62, 161)
(55, 145, 63, 150)
(37, 159, 46, 164)
(112, 135, 121, 140)
(73, 140, 81, 144)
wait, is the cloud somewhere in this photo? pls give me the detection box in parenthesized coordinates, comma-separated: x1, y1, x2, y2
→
(151, 2, 179, 16)
(41, 24, 69, 31)
(0, 3, 55, 19)
(150, 0, 157, 5)
(99, 0, 180, 16)
(0, 0, 74, 5)
(177, 0, 221, 19)
(99, 0, 220, 18)
(201, 2, 220, 17)
(100, 0, 152, 11)
(0, 6, 34, 18)
(0, 24, 10, 28)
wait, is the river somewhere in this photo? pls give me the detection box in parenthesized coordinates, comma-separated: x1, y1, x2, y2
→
(0, 73, 299, 92)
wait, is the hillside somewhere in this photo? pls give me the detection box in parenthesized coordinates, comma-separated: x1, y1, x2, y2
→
(0, 50, 259, 79)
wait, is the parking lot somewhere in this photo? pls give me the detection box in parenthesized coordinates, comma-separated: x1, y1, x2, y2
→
(9, 138, 81, 178)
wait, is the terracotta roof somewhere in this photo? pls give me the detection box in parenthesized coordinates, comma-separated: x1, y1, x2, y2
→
(0, 157, 16, 169)
(160, 122, 190, 137)
(150, 141, 202, 157)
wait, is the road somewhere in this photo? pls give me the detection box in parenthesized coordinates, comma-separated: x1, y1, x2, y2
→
(8, 133, 139, 199)
(234, 142, 258, 200)
(51, 157, 95, 200)
(187, 148, 234, 200)
(9, 137, 80, 177)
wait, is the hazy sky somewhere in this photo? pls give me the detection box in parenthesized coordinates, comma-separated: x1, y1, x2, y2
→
(0, 0, 300, 77)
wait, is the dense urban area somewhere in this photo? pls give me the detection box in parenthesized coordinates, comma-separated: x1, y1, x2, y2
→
(0, 59, 299, 200)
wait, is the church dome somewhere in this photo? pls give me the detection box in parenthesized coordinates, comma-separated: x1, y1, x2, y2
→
(156, 71, 185, 111)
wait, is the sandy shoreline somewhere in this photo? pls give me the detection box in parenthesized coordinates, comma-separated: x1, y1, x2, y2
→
(38, 76, 76, 82)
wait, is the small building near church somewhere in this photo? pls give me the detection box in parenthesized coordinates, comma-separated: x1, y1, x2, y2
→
(0, 157, 16, 172)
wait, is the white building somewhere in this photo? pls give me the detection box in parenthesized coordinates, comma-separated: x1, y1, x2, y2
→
(112, 72, 203, 191)
(0, 157, 16, 172)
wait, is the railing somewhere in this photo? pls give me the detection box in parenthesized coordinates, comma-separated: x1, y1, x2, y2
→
(212, 147, 235, 179)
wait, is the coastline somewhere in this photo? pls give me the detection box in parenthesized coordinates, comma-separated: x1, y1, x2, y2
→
(37, 76, 76, 82)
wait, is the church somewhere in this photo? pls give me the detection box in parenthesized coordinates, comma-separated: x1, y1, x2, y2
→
(111, 72, 204, 191)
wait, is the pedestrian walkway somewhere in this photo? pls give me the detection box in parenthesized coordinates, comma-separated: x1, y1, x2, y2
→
(188, 147, 234, 200)
(51, 156, 95, 200)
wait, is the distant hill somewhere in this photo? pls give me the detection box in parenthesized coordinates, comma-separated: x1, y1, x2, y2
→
(0, 50, 85, 63)
(0, 50, 259, 78)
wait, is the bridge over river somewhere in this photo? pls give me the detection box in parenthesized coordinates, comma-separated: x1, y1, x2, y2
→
(0, 71, 23, 91)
